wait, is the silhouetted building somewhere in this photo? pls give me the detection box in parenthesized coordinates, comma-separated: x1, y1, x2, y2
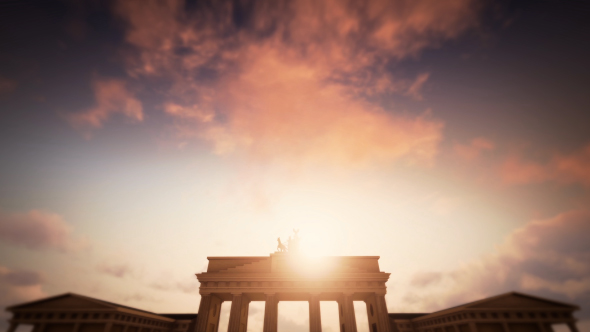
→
(4, 254, 581, 332)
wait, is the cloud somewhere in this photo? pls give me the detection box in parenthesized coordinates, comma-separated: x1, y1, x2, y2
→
(120, 292, 161, 303)
(183, 47, 444, 166)
(0, 266, 46, 330)
(403, 209, 590, 317)
(454, 137, 495, 161)
(149, 280, 198, 294)
(97, 262, 135, 279)
(405, 73, 430, 100)
(66, 79, 143, 134)
(0, 267, 44, 287)
(410, 271, 442, 287)
(0, 210, 89, 252)
(278, 312, 309, 332)
(111, 0, 485, 167)
(501, 144, 590, 187)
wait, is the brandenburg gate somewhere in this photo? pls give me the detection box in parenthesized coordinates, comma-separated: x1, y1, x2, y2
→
(194, 253, 392, 332)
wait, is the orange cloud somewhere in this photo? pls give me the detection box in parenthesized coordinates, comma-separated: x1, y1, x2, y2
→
(178, 47, 444, 166)
(112, 0, 484, 166)
(0, 210, 89, 252)
(67, 79, 143, 134)
(501, 144, 590, 187)
(453, 137, 495, 161)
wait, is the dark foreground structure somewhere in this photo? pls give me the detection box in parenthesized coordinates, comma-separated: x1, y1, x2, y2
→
(4, 291, 580, 332)
(4, 254, 581, 332)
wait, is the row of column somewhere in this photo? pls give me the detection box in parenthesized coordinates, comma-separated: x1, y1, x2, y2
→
(195, 293, 391, 332)
(7, 321, 128, 332)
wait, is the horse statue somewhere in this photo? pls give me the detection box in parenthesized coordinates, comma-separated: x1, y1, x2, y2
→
(277, 237, 287, 252)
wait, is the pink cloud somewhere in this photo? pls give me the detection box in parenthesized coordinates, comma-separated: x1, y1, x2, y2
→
(0, 210, 89, 252)
(111, 0, 485, 167)
(403, 209, 590, 312)
(66, 79, 143, 134)
(501, 144, 590, 187)
(453, 137, 495, 161)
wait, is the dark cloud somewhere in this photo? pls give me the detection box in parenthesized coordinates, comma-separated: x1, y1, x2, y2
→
(0, 268, 43, 287)
(0, 266, 46, 331)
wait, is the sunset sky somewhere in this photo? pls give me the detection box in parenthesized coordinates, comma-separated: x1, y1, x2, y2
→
(1, 1, 589, 332)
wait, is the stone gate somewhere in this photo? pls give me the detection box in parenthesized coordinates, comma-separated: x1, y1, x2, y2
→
(194, 253, 392, 332)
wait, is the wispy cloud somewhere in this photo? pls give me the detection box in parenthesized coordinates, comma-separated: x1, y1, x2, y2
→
(403, 209, 590, 315)
(66, 78, 143, 136)
(149, 280, 198, 294)
(405, 73, 430, 100)
(501, 144, 590, 187)
(454, 137, 495, 161)
(97, 262, 135, 279)
(0, 210, 89, 252)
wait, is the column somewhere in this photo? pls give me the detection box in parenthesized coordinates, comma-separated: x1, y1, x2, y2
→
(263, 294, 278, 332)
(567, 323, 579, 332)
(195, 294, 223, 332)
(537, 323, 548, 332)
(73, 323, 81, 332)
(6, 323, 18, 332)
(501, 322, 509, 332)
(196, 294, 212, 332)
(309, 294, 322, 332)
(374, 294, 391, 332)
(468, 322, 477, 332)
(228, 294, 250, 332)
(104, 323, 113, 332)
(364, 295, 379, 332)
(339, 293, 357, 332)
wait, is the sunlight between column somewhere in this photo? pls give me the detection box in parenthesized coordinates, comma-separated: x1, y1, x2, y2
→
(278, 302, 310, 332)
(319, 302, 340, 332)
(218, 301, 232, 332)
(247, 301, 265, 332)
(353, 301, 369, 332)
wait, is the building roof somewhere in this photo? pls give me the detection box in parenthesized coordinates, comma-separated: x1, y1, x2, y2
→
(408, 292, 580, 321)
(389, 314, 428, 320)
(5, 293, 181, 321)
(159, 314, 198, 320)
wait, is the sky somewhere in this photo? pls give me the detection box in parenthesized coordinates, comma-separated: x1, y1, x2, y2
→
(0, 0, 590, 331)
